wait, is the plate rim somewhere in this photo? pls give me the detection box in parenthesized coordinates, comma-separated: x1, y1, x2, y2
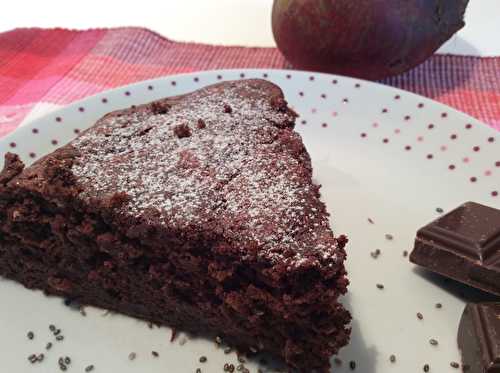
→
(0, 68, 497, 149)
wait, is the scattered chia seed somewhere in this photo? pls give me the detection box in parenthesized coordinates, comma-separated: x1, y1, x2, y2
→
(376, 283, 385, 290)
(417, 312, 424, 320)
(403, 250, 408, 257)
(152, 351, 159, 357)
(385, 233, 394, 240)
(436, 207, 444, 214)
(423, 363, 430, 372)
(242, 369, 250, 373)
(128, 352, 136, 361)
(236, 364, 245, 371)
(64, 356, 71, 364)
(371, 249, 381, 259)
(85, 365, 95, 372)
(27, 331, 34, 340)
(59, 357, 65, 365)
(334, 358, 342, 365)
(196, 369, 202, 373)
(390, 354, 396, 363)
(450, 361, 460, 368)
(56, 335, 64, 341)
(49, 324, 56, 332)
(368, 217, 375, 224)
(59, 361, 67, 371)
(237, 355, 245, 363)
(349, 360, 356, 370)
(224, 347, 232, 354)
(429, 338, 438, 346)
(54, 328, 61, 336)
(224, 363, 230, 371)
(37, 353, 44, 362)
(46, 342, 52, 350)
(215, 336, 222, 345)
(435, 303, 442, 309)
(199, 356, 207, 363)
(28, 354, 37, 363)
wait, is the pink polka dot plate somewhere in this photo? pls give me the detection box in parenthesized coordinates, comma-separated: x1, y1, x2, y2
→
(0, 70, 499, 372)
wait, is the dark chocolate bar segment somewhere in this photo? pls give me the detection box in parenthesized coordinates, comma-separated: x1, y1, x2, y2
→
(458, 303, 500, 373)
(410, 202, 500, 296)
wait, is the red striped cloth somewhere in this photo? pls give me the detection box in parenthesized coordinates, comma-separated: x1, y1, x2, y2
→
(1, 27, 499, 138)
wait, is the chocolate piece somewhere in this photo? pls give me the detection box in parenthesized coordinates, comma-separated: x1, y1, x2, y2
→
(458, 303, 500, 373)
(410, 202, 500, 296)
(0, 79, 350, 373)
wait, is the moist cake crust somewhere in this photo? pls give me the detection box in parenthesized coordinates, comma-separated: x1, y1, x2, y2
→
(0, 79, 350, 372)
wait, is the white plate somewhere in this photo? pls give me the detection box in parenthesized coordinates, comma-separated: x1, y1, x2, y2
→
(0, 69, 499, 373)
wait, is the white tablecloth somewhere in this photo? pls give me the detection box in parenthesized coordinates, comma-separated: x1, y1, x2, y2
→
(2, 0, 499, 56)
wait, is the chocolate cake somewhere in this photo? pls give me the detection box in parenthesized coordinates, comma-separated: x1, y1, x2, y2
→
(0, 79, 350, 372)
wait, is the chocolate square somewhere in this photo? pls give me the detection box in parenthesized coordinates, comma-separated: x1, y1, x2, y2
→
(458, 303, 500, 373)
(410, 202, 500, 296)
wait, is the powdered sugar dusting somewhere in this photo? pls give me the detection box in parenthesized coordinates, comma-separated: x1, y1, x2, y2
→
(71, 80, 342, 266)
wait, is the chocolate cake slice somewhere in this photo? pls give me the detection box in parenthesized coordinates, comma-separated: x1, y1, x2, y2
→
(0, 79, 350, 372)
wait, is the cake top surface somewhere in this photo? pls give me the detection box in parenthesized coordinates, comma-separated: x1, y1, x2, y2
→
(13, 80, 346, 269)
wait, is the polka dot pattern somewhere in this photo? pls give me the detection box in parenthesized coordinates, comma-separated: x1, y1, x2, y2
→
(2, 69, 497, 208)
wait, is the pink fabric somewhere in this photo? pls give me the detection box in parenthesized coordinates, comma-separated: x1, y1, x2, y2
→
(1, 27, 499, 138)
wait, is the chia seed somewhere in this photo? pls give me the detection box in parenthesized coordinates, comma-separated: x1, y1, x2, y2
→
(349, 360, 356, 370)
(224, 347, 232, 354)
(376, 283, 385, 290)
(199, 356, 207, 363)
(128, 352, 136, 361)
(436, 207, 444, 214)
(403, 250, 408, 257)
(371, 249, 381, 259)
(390, 354, 396, 363)
(46, 342, 52, 350)
(435, 303, 442, 309)
(49, 324, 56, 332)
(423, 363, 430, 372)
(85, 365, 95, 372)
(450, 361, 460, 369)
(56, 335, 64, 341)
(196, 369, 202, 373)
(152, 351, 159, 357)
(385, 233, 394, 240)
(64, 356, 71, 364)
(417, 312, 424, 320)
(429, 338, 438, 346)
(27, 331, 34, 340)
